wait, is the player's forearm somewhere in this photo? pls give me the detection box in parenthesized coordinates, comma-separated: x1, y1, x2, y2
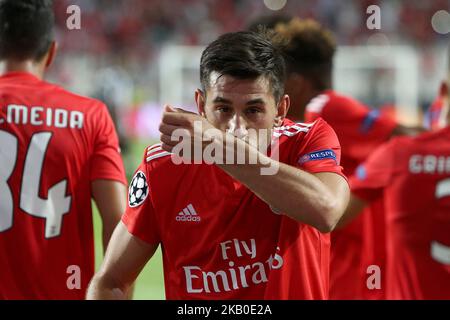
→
(102, 222, 117, 254)
(92, 180, 127, 252)
(86, 273, 128, 300)
(99, 228, 136, 299)
(216, 139, 343, 232)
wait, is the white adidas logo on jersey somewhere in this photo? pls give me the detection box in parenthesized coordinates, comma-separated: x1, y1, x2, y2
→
(176, 204, 201, 222)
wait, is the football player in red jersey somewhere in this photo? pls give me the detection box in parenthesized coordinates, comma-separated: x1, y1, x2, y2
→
(268, 18, 423, 299)
(340, 48, 450, 299)
(0, 0, 127, 299)
(87, 31, 350, 300)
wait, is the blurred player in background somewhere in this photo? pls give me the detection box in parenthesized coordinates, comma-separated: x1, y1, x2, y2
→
(260, 17, 422, 299)
(87, 31, 349, 300)
(342, 48, 450, 299)
(0, 0, 127, 299)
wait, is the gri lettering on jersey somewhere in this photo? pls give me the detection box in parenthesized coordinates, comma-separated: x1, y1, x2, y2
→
(4, 104, 84, 129)
(409, 154, 450, 174)
(183, 238, 284, 294)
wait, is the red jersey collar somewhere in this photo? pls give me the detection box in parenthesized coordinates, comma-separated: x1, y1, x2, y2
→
(0, 71, 41, 82)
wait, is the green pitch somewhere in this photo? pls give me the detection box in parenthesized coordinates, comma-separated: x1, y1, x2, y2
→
(93, 139, 166, 300)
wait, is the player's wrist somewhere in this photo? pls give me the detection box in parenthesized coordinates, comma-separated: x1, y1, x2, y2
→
(216, 134, 272, 168)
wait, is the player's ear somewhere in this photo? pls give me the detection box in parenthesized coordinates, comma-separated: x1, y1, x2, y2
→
(195, 89, 207, 117)
(45, 41, 58, 68)
(274, 94, 290, 126)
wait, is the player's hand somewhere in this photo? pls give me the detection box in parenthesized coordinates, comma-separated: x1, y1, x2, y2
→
(159, 105, 225, 160)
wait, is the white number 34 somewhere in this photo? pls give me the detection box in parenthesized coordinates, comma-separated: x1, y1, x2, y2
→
(0, 130, 71, 238)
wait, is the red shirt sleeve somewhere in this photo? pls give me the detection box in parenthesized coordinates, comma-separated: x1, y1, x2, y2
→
(121, 154, 161, 245)
(295, 119, 346, 179)
(350, 140, 396, 202)
(306, 92, 398, 163)
(89, 103, 127, 185)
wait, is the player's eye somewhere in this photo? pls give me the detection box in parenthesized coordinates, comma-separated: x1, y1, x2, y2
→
(216, 106, 232, 113)
(246, 107, 263, 115)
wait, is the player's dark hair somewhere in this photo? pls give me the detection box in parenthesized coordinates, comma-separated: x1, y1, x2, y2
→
(200, 31, 286, 103)
(0, 0, 55, 61)
(271, 18, 336, 91)
(247, 14, 293, 33)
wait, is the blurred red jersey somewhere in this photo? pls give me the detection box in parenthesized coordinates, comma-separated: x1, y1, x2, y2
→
(123, 118, 346, 299)
(305, 90, 397, 299)
(0, 72, 126, 299)
(351, 129, 450, 299)
(305, 90, 397, 175)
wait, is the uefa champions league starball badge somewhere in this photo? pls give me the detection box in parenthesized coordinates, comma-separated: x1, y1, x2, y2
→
(128, 171, 149, 207)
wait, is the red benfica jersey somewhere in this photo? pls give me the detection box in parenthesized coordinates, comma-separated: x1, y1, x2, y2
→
(351, 129, 450, 299)
(0, 72, 126, 299)
(305, 90, 397, 299)
(123, 118, 346, 299)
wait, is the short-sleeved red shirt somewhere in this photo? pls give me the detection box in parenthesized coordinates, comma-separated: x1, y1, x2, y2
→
(351, 129, 450, 299)
(305, 90, 397, 299)
(123, 118, 346, 299)
(0, 72, 126, 299)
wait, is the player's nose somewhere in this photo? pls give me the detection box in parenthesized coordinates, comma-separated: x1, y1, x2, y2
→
(226, 114, 248, 139)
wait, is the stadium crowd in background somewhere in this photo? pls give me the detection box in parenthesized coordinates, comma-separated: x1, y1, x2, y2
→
(47, 0, 449, 142)
(52, 0, 448, 55)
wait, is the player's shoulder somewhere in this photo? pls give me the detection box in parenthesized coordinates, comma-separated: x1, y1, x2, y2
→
(371, 134, 416, 162)
(275, 118, 337, 148)
(41, 80, 107, 110)
(301, 117, 335, 135)
(143, 143, 173, 168)
(386, 128, 445, 150)
(305, 92, 331, 115)
(305, 90, 367, 123)
(326, 90, 365, 108)
(128, 143, 173, 207)
(406, 127, 450, 150)
(273, 118, 316, 138)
